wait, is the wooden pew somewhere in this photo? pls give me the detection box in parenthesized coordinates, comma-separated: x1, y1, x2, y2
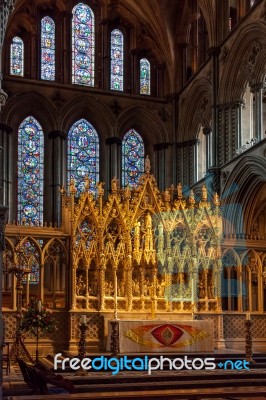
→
(7, 385, 266, 399)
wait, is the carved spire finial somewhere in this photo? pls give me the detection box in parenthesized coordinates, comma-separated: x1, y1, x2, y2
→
(177, 182, 183, 200)
(69, 178, 77, 195)
(213, 192, 220, 206)
(202, 185, 207, 201)
(145, 155, 151, 174)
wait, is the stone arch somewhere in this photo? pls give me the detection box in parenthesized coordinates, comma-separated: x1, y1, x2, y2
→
(117, 105, 168, 146)
(219, 22, 266, 103)
(221, 155, 266, 235)
(60, 95, 116, 142)
(178, 76, 212, 142)
(1, 91, 57, 134)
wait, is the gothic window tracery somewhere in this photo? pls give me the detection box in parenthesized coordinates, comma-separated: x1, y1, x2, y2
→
(18, 116, 44, 226)
(67, 119, 99, 193)
(10, 36, 24, 76)
(122, 129, 144, 187)
(140, 58, 150, 95)
(72, 3, 95, 86)
(41, 16, 55, 81)
(110, 29, 124, 91)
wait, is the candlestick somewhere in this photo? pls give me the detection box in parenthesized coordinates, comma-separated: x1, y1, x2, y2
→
(246, 313, 250, 321)
(81, 315, 86, 325)
(37, 300, 42, 313)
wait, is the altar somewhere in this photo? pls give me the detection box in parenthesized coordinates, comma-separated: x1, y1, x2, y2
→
(107, 320, 214, 353)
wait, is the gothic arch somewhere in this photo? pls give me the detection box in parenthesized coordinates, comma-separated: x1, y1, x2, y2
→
(117, 105, 168, 145)
(221, 155, 266, 234)
(178, 76, 212, 142)
(60, 95, 116, 141)
(1, 91, 57, 133)
(219, 22, 266, 103)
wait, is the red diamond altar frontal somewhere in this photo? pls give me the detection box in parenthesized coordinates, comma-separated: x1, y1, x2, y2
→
(107, 320, 214, 353)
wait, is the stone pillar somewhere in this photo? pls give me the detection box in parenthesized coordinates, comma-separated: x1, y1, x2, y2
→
(154, 143, 169, 190)
(100, 18, 109, 90)
(0, 124, 12, 208)
(48, 130, 67, 226)
(203, 127, 212, 169)
(207, 47, 220, 167)
(61, 11, 72, 84)
(106, 137, 121, 191)
(251, 82, 265, 142)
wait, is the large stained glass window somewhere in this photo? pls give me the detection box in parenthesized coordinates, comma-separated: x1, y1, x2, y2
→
(122, 129, 145, 187)
(110, 29, 124, 91)
(140, 58, 150, 95)
(41, 16, 55, 81)
(68, 119, 99, 193)
(10, 36, 24, 76)
(72, 3, 95, 86)
(18, 116, 44, 226)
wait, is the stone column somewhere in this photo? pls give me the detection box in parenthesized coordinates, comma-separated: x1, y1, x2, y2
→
(154, 143, 169, 190)
(106, 137, 121, 191)
(48, 130, 66, 226)
(61, 11, 72, 84)
(207, 47, 220, 167)
(251, 82, 265, 142)
(0, 124, 12, 208)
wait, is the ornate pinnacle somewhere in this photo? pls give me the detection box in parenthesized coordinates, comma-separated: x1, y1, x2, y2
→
(145, 155, 151, 175)
(213, 192, 220, 206)
(177, 182, 183, 200)
(202, 185, 207, 202)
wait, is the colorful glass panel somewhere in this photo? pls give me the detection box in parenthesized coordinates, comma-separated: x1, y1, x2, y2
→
(68, 119, 99, 193)
(140, 58, 150, 95)
(41, 16, 55, 81)
(110, 29, 124, 91)
(72, 3, 95, 86)
(21, 241, 40, 284)
(122, 129, 144, 187)
(10, 36, 24, 76)
(18, 116, 44, 226)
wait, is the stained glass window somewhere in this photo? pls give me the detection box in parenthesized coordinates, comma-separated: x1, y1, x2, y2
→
(10, 36, 24, 76)
(140, 58, 150, 95)
(68, 119, 99, 193)
(72, 3, 95, 86)
(110, 29, 124, 91)
(21, 241, 40, 284)
(122, 129, 144, 187)
(18, 116, 44, 226)
(41, 16, 55, 81)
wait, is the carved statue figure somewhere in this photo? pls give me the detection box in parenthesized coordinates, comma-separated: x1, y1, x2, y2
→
(145, 155, 151, 174)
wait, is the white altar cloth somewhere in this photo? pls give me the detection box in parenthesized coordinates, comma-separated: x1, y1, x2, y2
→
(107, 320, 214, 353)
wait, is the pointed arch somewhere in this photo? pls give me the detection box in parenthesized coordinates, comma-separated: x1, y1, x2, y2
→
(122, 129, 144, 187)
(18, 116, 44, 226)
(41, 16, 55, 81)
(72, 3, 95, 86)
(140, 58, 151, 95)
(67, 118, 99, 193)
(110, 29, 124, 91)
(10, 36, 24, 76)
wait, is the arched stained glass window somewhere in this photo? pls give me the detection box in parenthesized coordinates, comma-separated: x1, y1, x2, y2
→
(18, 116, 44, 226)
(41, 16, 55, 81)
(122, 129, 145, 187)
(140, 58, 150, 95)
(68, 119, 99, 193)
(110, 29, 124, 91)
(10, 36, 24, 76)
(72, 3, 95, 86)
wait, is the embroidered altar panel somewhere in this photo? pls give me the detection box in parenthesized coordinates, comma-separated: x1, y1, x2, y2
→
(107, 320, 214, 353)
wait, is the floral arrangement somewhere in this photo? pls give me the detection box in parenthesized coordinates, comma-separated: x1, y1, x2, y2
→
(20, 298, 56, 337)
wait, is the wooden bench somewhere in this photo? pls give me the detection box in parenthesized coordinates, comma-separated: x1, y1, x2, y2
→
(7, 385, 266, 399)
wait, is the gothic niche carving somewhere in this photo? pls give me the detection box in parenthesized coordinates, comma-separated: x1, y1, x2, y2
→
(61, 158, 222, 314)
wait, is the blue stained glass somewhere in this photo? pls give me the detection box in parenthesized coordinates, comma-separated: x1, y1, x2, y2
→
(21, 241, 40, 284)
(68, 119, 99, 193)
(10, 36, 24, 76)
(122, 129, 144, 187)
(41, 16, 55, 80)
(72, 3, 95, 86)
(140, 58, 150, 95)
(18, 117, 44, 226)
(110, 29, 124, 91)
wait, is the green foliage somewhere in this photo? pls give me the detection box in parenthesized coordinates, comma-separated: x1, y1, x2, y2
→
(20, 298, 56, 337)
